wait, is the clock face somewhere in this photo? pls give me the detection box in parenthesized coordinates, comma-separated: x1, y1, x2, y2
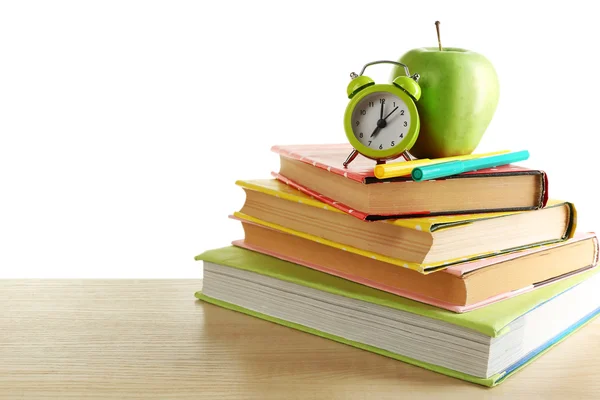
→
(350, 91, 412, 152)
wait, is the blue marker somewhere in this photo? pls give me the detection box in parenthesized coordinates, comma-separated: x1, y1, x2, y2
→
(411, 150, 530, 182)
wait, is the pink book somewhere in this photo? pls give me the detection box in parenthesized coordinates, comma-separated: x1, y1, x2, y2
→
(231, 219, 597, 313)
(271, 144, 549, 220)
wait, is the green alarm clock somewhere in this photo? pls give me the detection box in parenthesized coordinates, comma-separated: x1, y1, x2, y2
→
(342, 60, 422, 168)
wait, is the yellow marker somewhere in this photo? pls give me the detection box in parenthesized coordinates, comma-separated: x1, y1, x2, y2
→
(374, 150, 510, 179)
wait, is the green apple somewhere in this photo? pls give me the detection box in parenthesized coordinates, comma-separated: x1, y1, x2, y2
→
(391, 47, 499, 159)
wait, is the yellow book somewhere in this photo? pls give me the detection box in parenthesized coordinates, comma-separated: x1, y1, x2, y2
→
(234, 179, 576, 274)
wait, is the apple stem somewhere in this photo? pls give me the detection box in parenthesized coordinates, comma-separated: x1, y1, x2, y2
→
(435, 21, 442, 51)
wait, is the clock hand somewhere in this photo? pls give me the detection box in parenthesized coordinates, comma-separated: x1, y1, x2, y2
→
(383, 106, 399, 121)
(379, 99, 384, 120)
(371, 105, 398, 138)
(370, 125, 381, 138)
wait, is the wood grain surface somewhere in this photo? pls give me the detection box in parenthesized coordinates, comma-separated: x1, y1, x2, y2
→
(0, 280, 598, 399)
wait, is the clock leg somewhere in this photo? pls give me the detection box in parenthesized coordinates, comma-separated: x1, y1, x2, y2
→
(343, 150, 359, 168)
(376, 160, 386, 165)
(402, 150, 414, 161)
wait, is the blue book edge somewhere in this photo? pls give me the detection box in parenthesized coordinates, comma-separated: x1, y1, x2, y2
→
(496, 305, 600, 384)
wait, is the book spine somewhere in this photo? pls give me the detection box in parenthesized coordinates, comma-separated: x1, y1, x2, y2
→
(540, 171, 549, 208)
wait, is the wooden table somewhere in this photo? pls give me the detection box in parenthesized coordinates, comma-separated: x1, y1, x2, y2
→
(0, 280, 598, 399)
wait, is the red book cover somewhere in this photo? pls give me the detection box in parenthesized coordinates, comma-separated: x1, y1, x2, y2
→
(271, 144, 549, 220)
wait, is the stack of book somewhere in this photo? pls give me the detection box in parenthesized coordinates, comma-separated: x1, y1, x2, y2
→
(195, 144, 600, 387)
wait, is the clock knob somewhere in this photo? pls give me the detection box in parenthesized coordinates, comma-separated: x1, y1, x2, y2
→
(346, 75, 375, 99)
(392, 75, 421, 101)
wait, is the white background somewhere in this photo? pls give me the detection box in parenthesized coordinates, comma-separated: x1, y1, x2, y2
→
(0, 1, 598, 278)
